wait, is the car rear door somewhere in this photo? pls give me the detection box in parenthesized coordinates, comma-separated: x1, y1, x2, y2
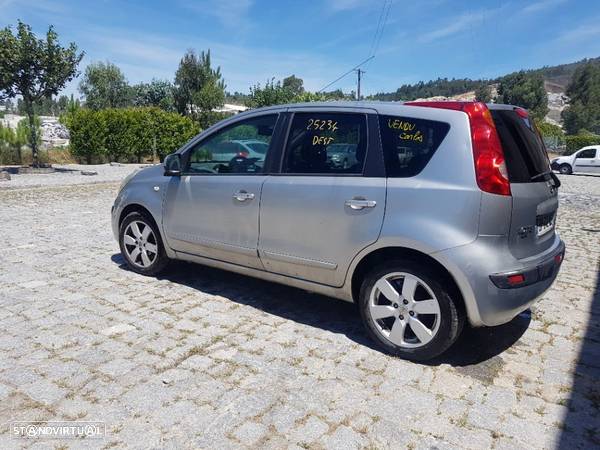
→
(258, 107, 385, 287)
(490, 106, 559, 259)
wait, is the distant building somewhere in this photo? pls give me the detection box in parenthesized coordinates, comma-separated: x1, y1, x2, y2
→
(213, 104, 248, 114)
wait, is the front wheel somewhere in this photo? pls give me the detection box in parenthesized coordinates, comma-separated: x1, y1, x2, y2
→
(119, 211, 169, 276)
(358, 261, 464, 361)
(559, 164, 572, 175)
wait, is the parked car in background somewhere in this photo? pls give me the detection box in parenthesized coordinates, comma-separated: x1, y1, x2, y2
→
(112, 101, 564, 360)
(551, 146, 600, 175)
(326, 143, 359, 169)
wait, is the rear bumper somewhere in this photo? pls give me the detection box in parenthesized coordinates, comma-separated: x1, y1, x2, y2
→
(433, 234, 565, 327)
(550, 161, 561, 170)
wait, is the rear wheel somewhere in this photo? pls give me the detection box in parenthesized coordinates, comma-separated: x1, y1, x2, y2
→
(119, 211, 169, 276)
(559, 164, 572, 175)
(358, 261, 464, 360)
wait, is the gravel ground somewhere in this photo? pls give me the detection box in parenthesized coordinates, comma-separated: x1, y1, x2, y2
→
(0, 170, 598, 449)
(0, 164, 147, 190)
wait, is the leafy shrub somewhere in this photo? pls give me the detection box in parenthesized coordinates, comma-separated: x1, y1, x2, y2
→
(64, 107, 199, 164)
(565, 132, 600, 155)
(537, 121, 565, 151)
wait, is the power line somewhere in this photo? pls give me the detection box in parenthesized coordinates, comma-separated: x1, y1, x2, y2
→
(317, 1, 391, 95)
(364, 0, 392, 93)
(371, 0, 392, 60)
(367, 0, 388, 59)
(317, 55, 374, 93)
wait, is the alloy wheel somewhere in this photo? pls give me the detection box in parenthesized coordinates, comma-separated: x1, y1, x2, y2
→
(368, 272, 441, 348)
(123, 220, 158, 268)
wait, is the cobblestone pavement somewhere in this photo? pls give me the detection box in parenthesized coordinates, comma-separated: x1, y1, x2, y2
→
(0, 173, 598, 449)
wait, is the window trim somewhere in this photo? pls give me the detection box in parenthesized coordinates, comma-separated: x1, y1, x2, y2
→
(276, 111, 370, 177)
(180, 113, 282, 176)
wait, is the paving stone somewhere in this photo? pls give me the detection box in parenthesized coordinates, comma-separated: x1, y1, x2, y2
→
(323, 425, 367, 450)
(21, 379, 67, 406)
(100, 323, 137, 336)
(232, 421, 269, 446)
(290, 416, 329, 444)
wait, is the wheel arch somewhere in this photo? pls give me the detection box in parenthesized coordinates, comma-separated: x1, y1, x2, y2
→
(350, 246, 466, 315)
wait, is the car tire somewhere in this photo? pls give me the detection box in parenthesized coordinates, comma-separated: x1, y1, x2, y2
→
(119, 211, 169, 276)
(358, 260, 464, 361)
(559, 164, 572, 175)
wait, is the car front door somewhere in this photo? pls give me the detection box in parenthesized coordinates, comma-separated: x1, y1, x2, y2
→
(573, 148, 598, 173)
(163, 113, 282, 269)
(258, 108, 385, 287)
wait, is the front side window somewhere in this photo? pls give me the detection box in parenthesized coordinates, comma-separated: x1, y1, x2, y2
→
(379, 115, 450, 177)
(186, 114, 278, 174)
(577, 149, 597, 159)
(283, 113, 367, 174)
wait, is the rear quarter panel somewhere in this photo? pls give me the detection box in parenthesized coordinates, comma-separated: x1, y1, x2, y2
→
(377, 105, 481, 253)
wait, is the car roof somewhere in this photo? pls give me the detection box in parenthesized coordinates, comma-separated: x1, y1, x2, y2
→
(234, 100, 519, 116)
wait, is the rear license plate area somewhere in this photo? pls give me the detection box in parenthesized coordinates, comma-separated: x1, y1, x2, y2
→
(536, 212, 555, 237)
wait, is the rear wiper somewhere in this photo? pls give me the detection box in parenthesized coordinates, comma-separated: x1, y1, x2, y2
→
(531, 169, 561, 189)
(531, 170, 552, 181)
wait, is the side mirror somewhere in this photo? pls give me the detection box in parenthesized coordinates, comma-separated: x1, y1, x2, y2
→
(164, 153, 181, 176)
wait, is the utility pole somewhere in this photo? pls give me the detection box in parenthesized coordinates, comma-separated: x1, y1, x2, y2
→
(355, 68, 365, 100)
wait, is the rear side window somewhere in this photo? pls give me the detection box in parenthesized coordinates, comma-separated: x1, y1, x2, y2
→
(379, 116, 450, 177)
(490, 109, 550, 183)
(283, 113, 367, 174)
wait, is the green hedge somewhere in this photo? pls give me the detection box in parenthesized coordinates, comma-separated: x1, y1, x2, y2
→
(64, 107, 199, 164)
(565, 133, 600, 155)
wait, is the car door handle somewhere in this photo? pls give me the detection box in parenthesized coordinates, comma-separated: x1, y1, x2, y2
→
(233, 190, 255, 202)
(345, 198, 377, 210)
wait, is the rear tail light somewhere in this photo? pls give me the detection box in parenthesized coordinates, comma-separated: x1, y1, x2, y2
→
(236, 150, 249, 158)
(405, 101, 511, 196)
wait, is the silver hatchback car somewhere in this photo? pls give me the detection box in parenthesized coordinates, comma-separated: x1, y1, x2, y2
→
(112, 101, 565, 360)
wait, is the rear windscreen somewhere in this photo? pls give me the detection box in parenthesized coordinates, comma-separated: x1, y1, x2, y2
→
(490, 109, 550, 183)
(379, 115, 450, 177)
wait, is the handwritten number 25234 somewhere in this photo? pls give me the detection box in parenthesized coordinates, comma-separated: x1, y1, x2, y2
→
(306, 119, 338, 132)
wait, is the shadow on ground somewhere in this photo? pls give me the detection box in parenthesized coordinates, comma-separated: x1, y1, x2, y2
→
(112, 253, 530, 368)
(558, 264, 600, 449)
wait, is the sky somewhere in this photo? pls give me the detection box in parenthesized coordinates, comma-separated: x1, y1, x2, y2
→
(1, 0, 599, 98)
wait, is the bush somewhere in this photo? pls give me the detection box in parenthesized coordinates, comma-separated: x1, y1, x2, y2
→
(64, 107, 199, 164)
(565, 132, 600, 155)
(537, 121, 565, 151)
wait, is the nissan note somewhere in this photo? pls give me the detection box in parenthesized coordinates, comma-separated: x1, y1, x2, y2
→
(111, 101, 565, 360)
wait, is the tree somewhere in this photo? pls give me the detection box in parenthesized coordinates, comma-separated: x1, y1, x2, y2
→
(561, 62, 600, 135)
(474, 84, 492, 103)
(17, 116, 41, 160)
(497, 71, 548, 120)
(245, 78, 296, 108)
(0, 122, 27, 164)
(79, 61, 131, 110)
(131, 79, 175, 111)
(282, 75, 304, 96)
(0, 21, 83, 166)
(173, 50, 226, 125)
